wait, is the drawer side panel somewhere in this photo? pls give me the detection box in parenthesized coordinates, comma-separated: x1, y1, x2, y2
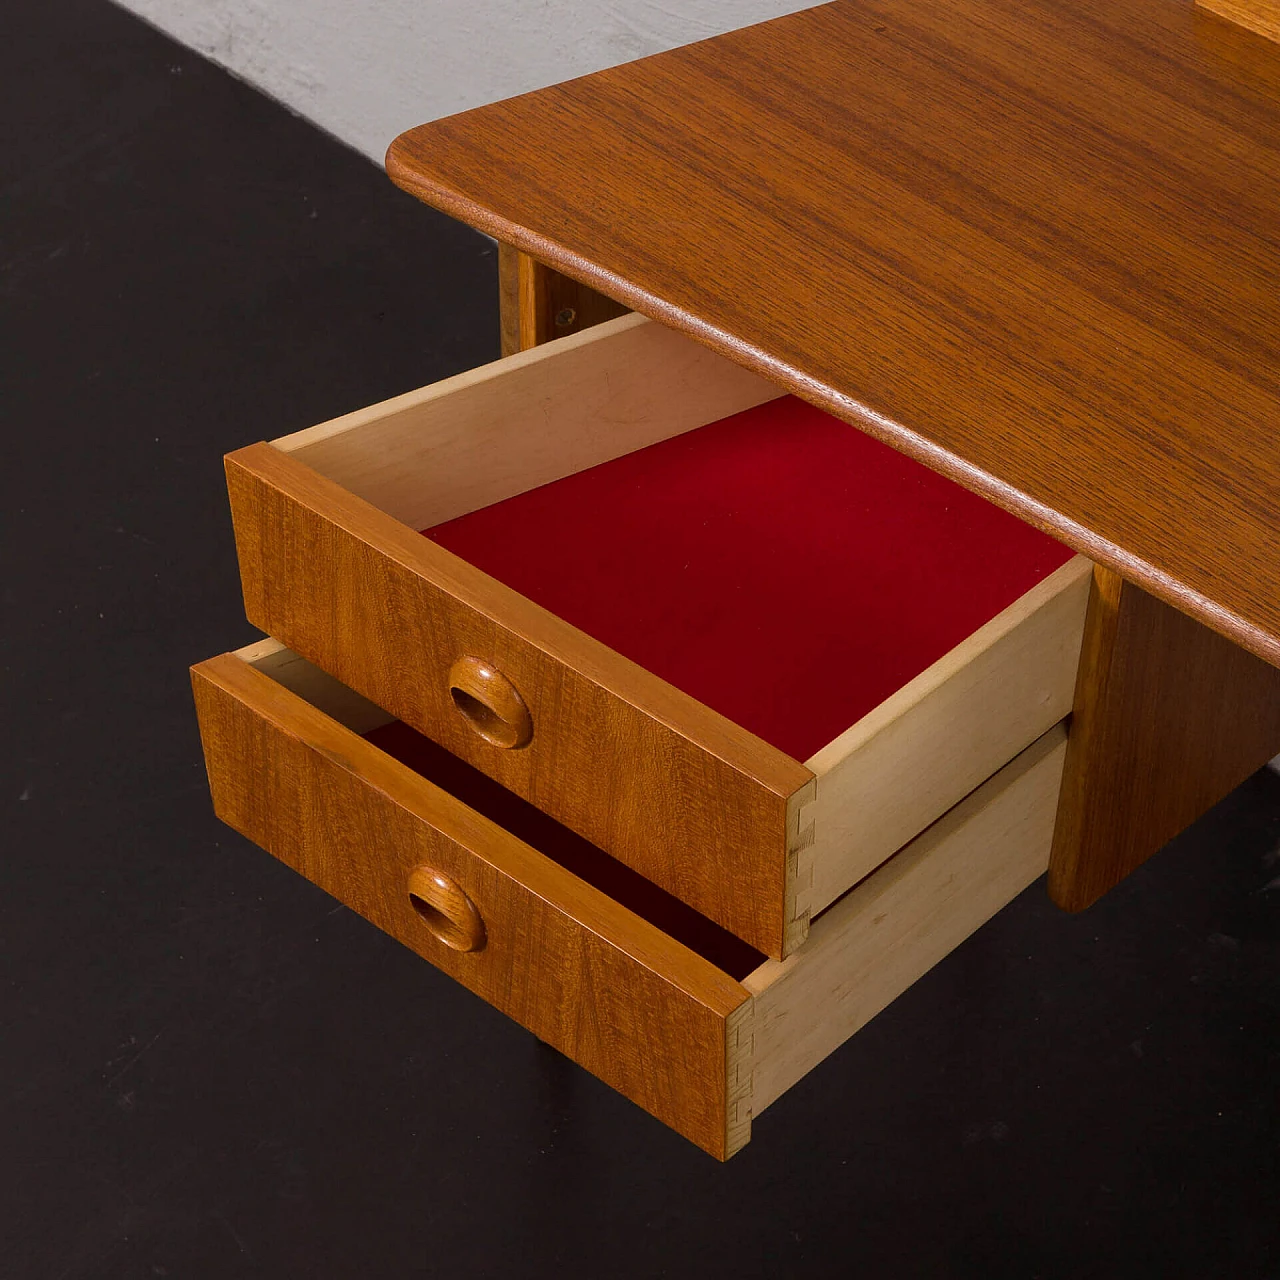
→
(803, 555, 1090, 915)
(747, 723, 1067, 1115)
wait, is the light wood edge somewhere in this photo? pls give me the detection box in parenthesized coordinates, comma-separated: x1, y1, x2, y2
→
(234, 635, 285, 664)
(233, 636, 394, 733)
(1196, 0, 1280, 42)
(805, 557, 1090, 773)
(741, 722, 1067, 1117)
(273, 313, 651, 452)
(799, 555, 1091, 916)
(273, 312, 783, 532)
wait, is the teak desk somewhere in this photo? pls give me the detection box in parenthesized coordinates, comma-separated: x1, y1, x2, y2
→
(193, 0, 1280, 1157)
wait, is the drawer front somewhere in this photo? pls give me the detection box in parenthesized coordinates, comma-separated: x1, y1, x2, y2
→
(226, 443, 813, 959)
(192, 650, 752, 1159)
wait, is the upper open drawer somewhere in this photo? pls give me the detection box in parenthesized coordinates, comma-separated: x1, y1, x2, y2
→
(225, 314, 1090, 958)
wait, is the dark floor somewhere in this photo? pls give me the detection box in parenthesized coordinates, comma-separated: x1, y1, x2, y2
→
(3, 3, 1279, 1277)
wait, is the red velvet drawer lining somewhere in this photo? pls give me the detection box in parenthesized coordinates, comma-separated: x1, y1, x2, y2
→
(424, 395, 1073, 761)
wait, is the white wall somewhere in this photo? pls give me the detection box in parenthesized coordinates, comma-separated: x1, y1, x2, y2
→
(116, 0, 817, 164)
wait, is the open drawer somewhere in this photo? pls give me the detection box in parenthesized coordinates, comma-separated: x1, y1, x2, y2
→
(193, 640, 1068, 1160)
(225, 314, 1090, 958)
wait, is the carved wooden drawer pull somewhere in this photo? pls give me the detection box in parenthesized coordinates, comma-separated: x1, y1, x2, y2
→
(446, 656, 533, 749)
(407, 865, 486, 953)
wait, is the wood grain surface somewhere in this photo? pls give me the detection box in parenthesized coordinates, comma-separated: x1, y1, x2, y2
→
(192, 650, 753, 1158)
(1198, 0, 1280, 43)
(224, 443, 813, 958)
(388, 0, 1280, 668)
(1048, 566, 1280, 911)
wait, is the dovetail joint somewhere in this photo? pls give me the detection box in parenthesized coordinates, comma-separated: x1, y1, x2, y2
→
(725, 998, 755, 1158)
(783, 777, 818, 957)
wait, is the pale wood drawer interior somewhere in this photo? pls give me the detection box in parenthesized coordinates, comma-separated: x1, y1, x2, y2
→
(194, 640, 1067, 1159)
(227, 313, 1089, 958)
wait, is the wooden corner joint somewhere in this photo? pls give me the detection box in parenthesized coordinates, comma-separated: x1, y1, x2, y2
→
(782, 777, 818, 957)
(724, 998, 755, 1159)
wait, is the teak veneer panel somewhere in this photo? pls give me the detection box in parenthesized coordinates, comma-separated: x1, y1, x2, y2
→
(388, 0, 1280, 669)
(1048, 566, 1280, 911)
(192, 649, 752, 1159)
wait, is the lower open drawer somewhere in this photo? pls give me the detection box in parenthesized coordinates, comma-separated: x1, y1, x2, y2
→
(193, 639, 1067, 1159)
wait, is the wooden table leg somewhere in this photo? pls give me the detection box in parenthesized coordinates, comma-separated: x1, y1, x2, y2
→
(498, 244, 630, 354)
(1049, 564, 1280, 911)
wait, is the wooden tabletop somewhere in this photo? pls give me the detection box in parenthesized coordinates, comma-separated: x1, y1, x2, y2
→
(388, 0, 1280, 666)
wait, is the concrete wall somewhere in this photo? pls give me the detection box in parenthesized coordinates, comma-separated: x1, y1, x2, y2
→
(115, 0, 816, 163)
